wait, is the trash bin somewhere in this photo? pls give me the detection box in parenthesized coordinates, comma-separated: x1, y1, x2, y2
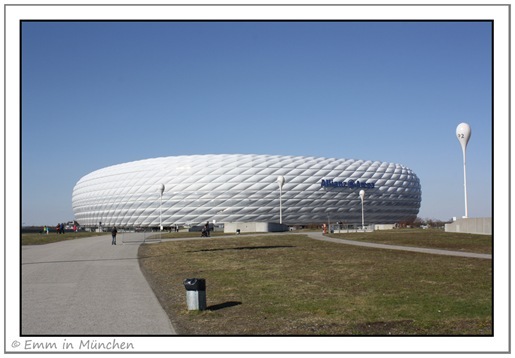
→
(183, 278, 207, 311)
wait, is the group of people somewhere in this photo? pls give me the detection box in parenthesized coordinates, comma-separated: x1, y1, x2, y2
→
(51, 223, 78, 234)
(55, 223, 65, 234)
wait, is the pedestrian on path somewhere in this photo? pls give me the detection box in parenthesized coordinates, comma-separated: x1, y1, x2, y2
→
(111, 226, 118, 245)
(205, 221, 210, 237)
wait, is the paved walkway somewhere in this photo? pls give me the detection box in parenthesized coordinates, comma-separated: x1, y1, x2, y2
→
(21, 233, 176, 335)
(305, 232, 492, 259)
(21, 230, 489, 335)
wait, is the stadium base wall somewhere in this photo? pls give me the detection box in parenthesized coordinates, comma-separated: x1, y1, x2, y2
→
(445, 217, 492, 235)
(224, 222, 289, 233)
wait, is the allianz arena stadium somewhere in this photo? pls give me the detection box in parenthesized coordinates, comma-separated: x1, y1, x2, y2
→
(72, 154, 422, 227)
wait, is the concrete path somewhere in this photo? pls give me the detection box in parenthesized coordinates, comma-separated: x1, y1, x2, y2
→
(305, 232, 492, 259)
(21, 233, 176, 335)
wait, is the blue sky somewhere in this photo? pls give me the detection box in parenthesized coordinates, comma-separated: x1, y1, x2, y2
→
(21, 21, 492, 225)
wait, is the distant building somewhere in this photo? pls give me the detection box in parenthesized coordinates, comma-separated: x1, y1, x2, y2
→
(72, 154, 421, 227)
(445, 217, 491, 235)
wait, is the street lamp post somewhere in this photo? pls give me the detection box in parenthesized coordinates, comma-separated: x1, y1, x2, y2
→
(456, 123, 471, 218)
(359, 189, 365, 230)
(159, 184, 165, 231)
(277, 176, 285, 224)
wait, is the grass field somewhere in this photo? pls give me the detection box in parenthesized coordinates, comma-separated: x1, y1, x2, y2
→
(327, 229, 492, 254)
(21, 232, 109, 245)
(138, 231, 492, 335)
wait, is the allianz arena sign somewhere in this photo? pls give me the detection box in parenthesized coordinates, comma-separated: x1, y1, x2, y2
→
(321, 179, 375, 189)
(72, 154, 421, 227)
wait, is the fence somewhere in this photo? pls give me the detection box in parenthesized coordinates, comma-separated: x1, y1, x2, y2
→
(330, 223, 375, 233)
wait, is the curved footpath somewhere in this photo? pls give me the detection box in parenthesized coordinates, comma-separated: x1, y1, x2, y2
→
(21, 233, 176, 335)
(22, 231, 490, 335)
(305, 232, 492, 259)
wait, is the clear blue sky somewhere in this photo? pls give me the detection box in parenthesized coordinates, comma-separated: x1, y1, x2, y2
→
(21, 21, 492, 225)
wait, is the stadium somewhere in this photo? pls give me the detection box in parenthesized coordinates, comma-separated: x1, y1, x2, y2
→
(71, 154, 422, 229)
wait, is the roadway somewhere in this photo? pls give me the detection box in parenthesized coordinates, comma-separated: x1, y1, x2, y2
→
(21, 233, 176, 335)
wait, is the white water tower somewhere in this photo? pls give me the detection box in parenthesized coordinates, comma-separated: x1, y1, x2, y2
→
(456, 123, 471, 218)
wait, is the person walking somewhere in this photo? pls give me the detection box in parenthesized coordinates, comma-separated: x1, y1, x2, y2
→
(111, 226, 118, 245)
(205, 221, 210, 237)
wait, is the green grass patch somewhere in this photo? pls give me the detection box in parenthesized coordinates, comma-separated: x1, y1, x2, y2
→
(327, 229, 492, 254)
(21, 232, 109, 245)
(138, 233, 492, 335)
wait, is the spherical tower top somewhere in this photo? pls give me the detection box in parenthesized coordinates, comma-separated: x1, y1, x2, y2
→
(456, 122, 471, 154)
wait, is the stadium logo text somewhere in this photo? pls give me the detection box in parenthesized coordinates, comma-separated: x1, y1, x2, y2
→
(321, 179, 375, 189)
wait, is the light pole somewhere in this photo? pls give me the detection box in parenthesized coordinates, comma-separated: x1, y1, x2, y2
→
(456, 123, 471, 218)
(159, 183, 165, 231)
(277, 176, 285, 224)
(359, 189, 365, 229)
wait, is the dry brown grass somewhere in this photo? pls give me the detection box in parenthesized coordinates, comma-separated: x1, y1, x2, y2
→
(328, 229, 492, 254)
(138, 232, 492, 336)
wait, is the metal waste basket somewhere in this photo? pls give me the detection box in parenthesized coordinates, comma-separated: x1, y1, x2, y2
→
(183, 278, 206, 311)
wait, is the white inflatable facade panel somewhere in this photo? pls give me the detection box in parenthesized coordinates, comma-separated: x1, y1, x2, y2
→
(72, 154, 421, 227)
